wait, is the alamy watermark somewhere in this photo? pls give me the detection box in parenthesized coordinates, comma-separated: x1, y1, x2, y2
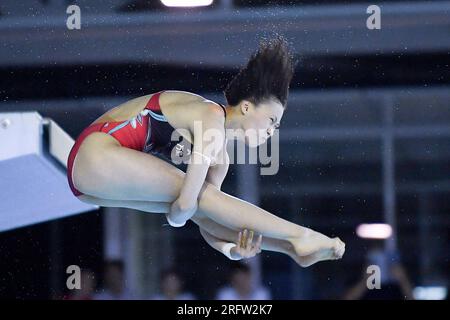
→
(168, 121, 279, 175)
(66, 5, 81, 30)
(66, 265, 81, 290)
(366, 5, 381, 30)
(366, 264, 381, 289)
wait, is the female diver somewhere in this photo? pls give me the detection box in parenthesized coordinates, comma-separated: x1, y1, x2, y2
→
(67, 36, 345, 266)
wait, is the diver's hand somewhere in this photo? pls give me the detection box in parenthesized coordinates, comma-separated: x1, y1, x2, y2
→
(230, 229, 263, 260)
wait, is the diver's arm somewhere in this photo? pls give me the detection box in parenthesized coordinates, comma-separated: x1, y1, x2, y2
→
(165, 105, 226, 227)
(205, 146, 229, 190)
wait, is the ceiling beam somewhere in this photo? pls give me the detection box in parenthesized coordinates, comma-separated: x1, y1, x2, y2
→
(1, 1, 449, 67)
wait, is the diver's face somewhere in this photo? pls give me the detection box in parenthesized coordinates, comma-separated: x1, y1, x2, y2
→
(239, 98, 284, 147)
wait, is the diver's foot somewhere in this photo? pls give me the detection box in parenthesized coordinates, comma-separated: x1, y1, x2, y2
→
(289, 230, 336, 257)
(291, 237, 345, 267)
(332, 237, 345, 259)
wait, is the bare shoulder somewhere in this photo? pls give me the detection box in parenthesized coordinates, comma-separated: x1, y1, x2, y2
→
(160, 90, 225, 126)
(192, 100, 226, 128)
(159, 90, 207, 107)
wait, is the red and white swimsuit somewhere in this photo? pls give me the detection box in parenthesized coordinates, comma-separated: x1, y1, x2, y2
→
(66, 90, 226, 197)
